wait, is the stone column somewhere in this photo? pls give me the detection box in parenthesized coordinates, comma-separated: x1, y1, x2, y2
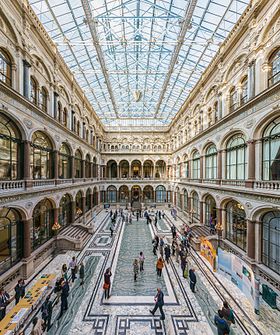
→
(117, 164, 120, 179)
(246, 140, 255, 188)
(82, 196, 86, 214)
(23, 60, 31, 99)
(70, 156, 75, 179)
(200, 156, 203, 180)
(247, 219, 255, 260)
(248, 60, 256, 99)
(187, 197, 191, 213)
(53, 150, 58, 180)
(23, 218, 32, 259)
(53, 92, 59, 119)
(200, 201, 204, 225)
(180, 194, 184, 210)
(218, 92, 223, 119)
(82, 160, 86, 179)
(255, 221, 262, 263)
(70, 201, 76, 223)
(23, 140, 31, 180)
(217, 150, 222, 180)
(53, 207, 59, 226)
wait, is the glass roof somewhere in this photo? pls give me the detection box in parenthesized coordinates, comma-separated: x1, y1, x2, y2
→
(29, 0, 250, 129)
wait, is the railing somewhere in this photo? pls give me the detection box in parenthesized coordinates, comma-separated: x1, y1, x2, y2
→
(254, 180, 280, 191)
(0, 180, 24, 191)
(56, 178, 72, 185)
(32, 179, 56, 187)
(221, 179, 245, 187)
(202, 179, 219, 184)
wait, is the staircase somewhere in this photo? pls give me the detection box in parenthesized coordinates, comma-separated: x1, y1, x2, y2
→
(56, 225, 92, 251)
(191, 225, 211, 238)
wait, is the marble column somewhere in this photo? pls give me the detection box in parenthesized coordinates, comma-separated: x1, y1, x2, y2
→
(23, 140, 31, 180)
(200, 156, 203, 180)
(53, 150, 58, 180)
(23, 60, 31, 99)
(217, 150, 222, 180)
(23, 218, 32, 259)
(70, 201, 76, 223)
(248, 60, 256, 99)
(82, 160, 86, 179)
(53, 92, 59, 119)
(70, 156, 75, 179)
(246, 140, 255, 188)
(82, 196, 86, 214)
(117, 164, 120, 179)
(200, 201, 204, 224)
(247, 219, 255, 260)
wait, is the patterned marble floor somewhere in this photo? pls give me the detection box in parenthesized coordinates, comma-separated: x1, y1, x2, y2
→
(25, 208, 279, 335)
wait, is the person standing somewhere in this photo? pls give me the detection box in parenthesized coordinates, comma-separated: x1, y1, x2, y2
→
(30, 316, 45, 335)
(0, 287, 10, 321)
(61, 264, 68, 280)
(221, 301, 235, 326)
(136, 211, 139, 221)
(214, 309, 230, 335)
(162, 210, 165, 219)
(189, 268, 197, 293)
(159, 211, 161, 220)
(149, 288, 165, 320)
(156, 257, 165, 277)
(133, 259, 139, 281)
(139, 252, 145, 271)
(69, 256, 77, 283)
(41, 296, 52, 331)
(152, 239, 157, 255)
(159, 237, 164, 258)
(103, 268, 112, 299)
(181, 255, 187, 277)
(171, 225, 176, 239)
(164, 245, 171, 264)
(154, 215, 158, 228)
(79, 262, 85, 285)
(14, 279, 25, 305)
(109, 222, 114, 237)
(59, 279, 69, 319)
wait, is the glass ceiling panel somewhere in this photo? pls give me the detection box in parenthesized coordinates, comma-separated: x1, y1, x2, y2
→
(29, 0, 250, 129)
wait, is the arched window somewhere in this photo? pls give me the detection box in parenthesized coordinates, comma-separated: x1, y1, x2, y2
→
(262, 211, 280, 275)
(74, 150, 83, 178)
(59, 143, 71, 179)
(192, 151, 200, 179)
(268, 48, 280, 86)
(0, 208, 23, 274)
(75, 191, 83, 218)
(107, 186, 117, 203)
(93, 187, 98, 206)
(229, 87, 238, 113)
(225, 200, 246, 250)
(226, 134, 247, 180)
(0, 48, 12, 86)
(85, 154, 91, 178)
(30, 76, 38, 105)
(155, 185, 166, 203)
(240, 76, 248, 105)
(59, 194, 72, 228)
(85, 189, 91, 212)
(31, 131, 53, 179)
(119, 185, 129, 203)
(192, 192, 199, 219)
(262, 117, 280, 180)
(205, 195, 216, 226)
(40, 87, 48, 113)
(0, 113, 22, 180)
(32, 199, 53, 249)
(183, 190, 188, 211)
(63, 108, 68, 127)
(143, 185, 154, 203)
(205, 145, 217, 179)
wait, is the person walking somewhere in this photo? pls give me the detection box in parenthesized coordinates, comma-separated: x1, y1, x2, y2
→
(109, 222, 114, 237)
(159, 238, 164, 258)
(0, 287, 10, 321)
(136, 211, 139, 221)
(164, 245, 171, 264)
(159, 211, 161, 220)
(54, 278, 62, 304)
(14, 279, 25, 305)
(181, 255, 187, 277)
(156, 257, 165, 277)
(189, 268, 197, 293)
(149, 288, 165, 321)
(103, 268, 112, 299)
(59, 279, 69, 319)
(214, 309, 230, 335)
(162, 210, 165, 219)
(139, 252, 145, 271)
(69, 256, 77, 283)
(154, 216, 158, 228)
(133, 259, 139, 281)
(175, 243, 180, 263)
(30, 316, 45, 335)
(79, 262, 85, 285)
(221, 301, 235, 326)
(41, 296, 52, 331)
(61, 264, 68, 280)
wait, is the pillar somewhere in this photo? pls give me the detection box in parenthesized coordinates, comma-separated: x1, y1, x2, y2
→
(180, 194, 184, 210)
(82, 196, 86, 214)
(53, 92, 59, 119)
(117, 164, 120, 179)
(23, 60, 31, 99)
(246, 140, 255, 188)
(200, 156, 203, 180)
(82, 160, 86, 179)
(200, 201, 204, 225)
(70, 201, 76, 223)
(217, 150, 222, 180)
(23, 218, 32, 259)
(187, 197, 191, 213)
(53, 207, 59, 226)
(247, 219, 255, 260)
(53, 150, 58, 180)
(23, 140, 31, 180)
(248, 60, 256, 100)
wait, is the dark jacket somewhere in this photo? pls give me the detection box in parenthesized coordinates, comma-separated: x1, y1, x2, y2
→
(164, 246, 171, 258)
(214, 315, 230, 335)
(189, 269, 196, 283)
(61, 283, 69, 301)
(79, 265, 85, 279)
(15, 284, 25, 299)
(155, 291, 164, 306)
(104, 272, 111, 285)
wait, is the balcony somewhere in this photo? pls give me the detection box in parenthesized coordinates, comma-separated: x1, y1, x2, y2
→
(220, 179, 246, 187)
(254, 180, 280, 191)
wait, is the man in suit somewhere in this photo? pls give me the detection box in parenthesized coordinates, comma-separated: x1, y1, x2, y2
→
(189, 268, 197, 293)
(0, 288, 10, 320)
(149, 288, 165, 320)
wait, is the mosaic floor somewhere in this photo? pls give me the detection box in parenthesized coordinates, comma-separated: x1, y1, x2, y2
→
(26, 209, 280, 335)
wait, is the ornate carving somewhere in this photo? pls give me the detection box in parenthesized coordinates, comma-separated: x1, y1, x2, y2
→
(25, 201, 33, 209)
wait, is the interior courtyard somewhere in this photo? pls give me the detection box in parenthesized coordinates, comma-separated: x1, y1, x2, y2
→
(0, 0, 280, 334)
